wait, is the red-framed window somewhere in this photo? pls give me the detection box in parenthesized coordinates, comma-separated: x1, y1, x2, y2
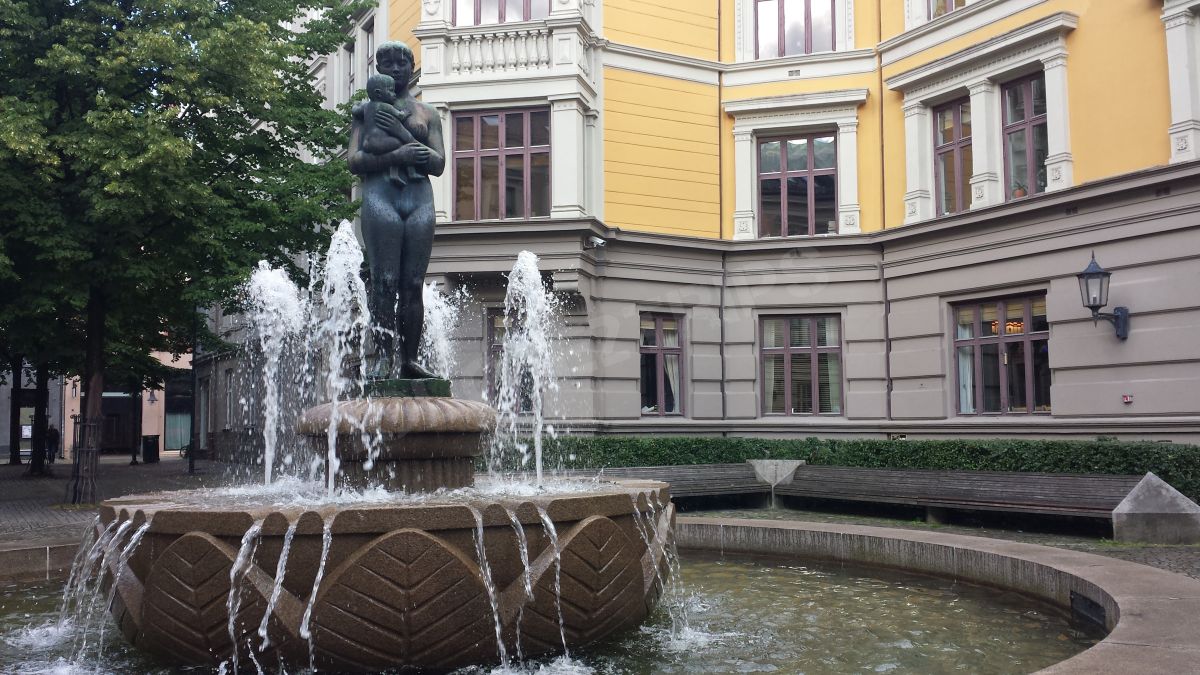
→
(454, 0, 550, 26)
(761, 316, 843, 416)
(453, 109, 550, 221)
(758, 133, 837, 237)
(755, 0, 835, 59)
(934, 98, 972, 215)
(953, 295, 1050, 415)
(1002, 73, 1048, 200)
(930, 0, 967, 19)
(486, 308, 533, 412)
(640, 314, 684, 416)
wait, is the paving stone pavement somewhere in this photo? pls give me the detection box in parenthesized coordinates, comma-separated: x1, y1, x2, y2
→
(0, 453, 235, 544)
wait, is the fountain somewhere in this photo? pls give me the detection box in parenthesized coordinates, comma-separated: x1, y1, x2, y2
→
(79, 38, 675, 673)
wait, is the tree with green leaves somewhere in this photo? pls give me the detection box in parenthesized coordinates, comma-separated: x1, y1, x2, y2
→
(0, 0, 364, 492)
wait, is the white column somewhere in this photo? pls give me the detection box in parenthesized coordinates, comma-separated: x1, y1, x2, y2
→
(1163, 9, 1200, 163)
(549, 95, 587, 218)
(584, 109, 599, 217)
(732, 128, 756, 240)
(902, 101, 933, 224)
(836, 120, 861, 234)
(1040, 53, 1074, 191)
(430, 103, 453, 223)
(967, 79, 1003, 209)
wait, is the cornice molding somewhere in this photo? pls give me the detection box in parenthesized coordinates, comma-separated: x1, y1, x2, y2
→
(881, 0, 1047, 66)
(885, 12, 1078, 92)
(723, 89, 870, 116)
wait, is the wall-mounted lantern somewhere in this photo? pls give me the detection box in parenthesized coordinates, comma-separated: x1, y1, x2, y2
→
(148, 390, 158, 405)
(1076, 252, 1130, 340)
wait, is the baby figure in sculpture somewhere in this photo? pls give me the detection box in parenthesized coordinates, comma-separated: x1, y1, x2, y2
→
(356, 73, 423, 187)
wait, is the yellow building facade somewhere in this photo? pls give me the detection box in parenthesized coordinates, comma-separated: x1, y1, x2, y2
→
(274, 0, 1200, 440)
(381, 0, 1180, 241)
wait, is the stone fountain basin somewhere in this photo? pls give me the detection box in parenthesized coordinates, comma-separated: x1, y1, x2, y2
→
(97, 480, 674, 672)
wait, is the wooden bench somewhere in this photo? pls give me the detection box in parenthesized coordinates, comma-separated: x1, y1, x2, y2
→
(774, 465, 1144, 522)
(588, 463, 771, 500)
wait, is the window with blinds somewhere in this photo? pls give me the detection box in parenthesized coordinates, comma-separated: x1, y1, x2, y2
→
(761, 315, 843, 416)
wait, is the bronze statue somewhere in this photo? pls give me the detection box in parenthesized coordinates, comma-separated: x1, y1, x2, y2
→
(349, 41, 444, 379)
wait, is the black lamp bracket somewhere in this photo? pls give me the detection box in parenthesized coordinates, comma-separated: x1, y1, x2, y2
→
(1092, 306, 1130, 340)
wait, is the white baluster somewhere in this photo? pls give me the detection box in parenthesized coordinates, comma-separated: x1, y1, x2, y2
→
(515, 31, 528, 70)
(504, 32, 517, 71)
(471, 34, 483, 73)
(537, 30, 549, 69)
(484, 33, 496, 72)
(449, 36, 462, 75)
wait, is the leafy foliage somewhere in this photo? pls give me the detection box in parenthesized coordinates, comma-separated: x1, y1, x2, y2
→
(541, 436, 1200, 502)
(0, 0, 363, 392)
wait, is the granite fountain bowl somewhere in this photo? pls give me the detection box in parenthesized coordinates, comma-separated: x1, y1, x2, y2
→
(96, 480, 674, 672)
(297, 393, 497, 493)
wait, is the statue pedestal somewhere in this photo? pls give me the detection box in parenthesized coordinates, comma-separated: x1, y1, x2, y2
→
(298, 382, 495, 492)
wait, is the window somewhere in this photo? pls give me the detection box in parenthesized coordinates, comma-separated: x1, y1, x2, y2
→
(454, 109, 551, 221)
(344, 43, 355, 102)
(761, 316, 842, 415)
(364, 21, 375, 76)
(756, 0, 835, 59)
(933, 98, 971, 215)
(930, 0, 967, 19)
(887, 14, 1075, 221)
(758, 134, 837, 237)
(954, 295, 1050, 415)
(640, 314, 683, 416)
(455, 0, 550, 26)
(486, 308, 533, 412)
(1002, 73, 1048, 200)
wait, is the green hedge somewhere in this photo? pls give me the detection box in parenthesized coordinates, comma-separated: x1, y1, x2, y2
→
(539, 436, 1200, 502)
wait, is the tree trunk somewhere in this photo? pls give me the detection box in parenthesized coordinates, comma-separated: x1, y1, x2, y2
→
(8, 355, 21, 465)
(83, 287, 105, 424)
(70, 286, 106, 503)
(28, 364, 49, 475)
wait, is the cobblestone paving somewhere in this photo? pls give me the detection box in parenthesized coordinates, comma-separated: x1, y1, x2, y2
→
(0, 453, 235, 544)
(683, 505, 1200, 581)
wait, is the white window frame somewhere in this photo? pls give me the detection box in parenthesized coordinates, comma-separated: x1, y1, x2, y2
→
(1163, 0, 1200, 163)
(734, 0, 856, 63)
(725, 89, 867, 238)
(886, 12, 1076, 224)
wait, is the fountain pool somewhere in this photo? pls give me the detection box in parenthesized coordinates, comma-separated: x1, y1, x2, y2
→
(0, 549, 1098, 674)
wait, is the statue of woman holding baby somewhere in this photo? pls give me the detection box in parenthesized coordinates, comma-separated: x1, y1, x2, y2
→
(348, 40, 444, 379)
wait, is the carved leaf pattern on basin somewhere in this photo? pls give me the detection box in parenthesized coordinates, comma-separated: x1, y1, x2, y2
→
(139, 532, 301, 665)
(310, 528, 498, 671)
(515, 515, 647, 655)
(111, 496, 669, 672)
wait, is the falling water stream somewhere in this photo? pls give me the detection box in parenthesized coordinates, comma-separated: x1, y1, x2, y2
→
(258, 518, 298, 650)
(492, 251, 562, 483)
(246, 261, 306, 485)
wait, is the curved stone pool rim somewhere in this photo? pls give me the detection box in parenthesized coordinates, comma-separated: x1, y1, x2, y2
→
(677, 516, 1200, 675)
